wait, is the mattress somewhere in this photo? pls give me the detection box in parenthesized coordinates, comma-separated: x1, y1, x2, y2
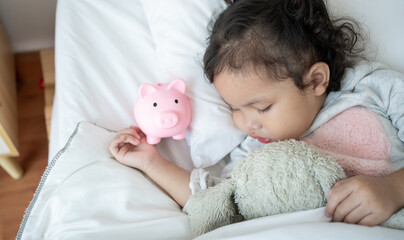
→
(18, 0, 404, 239)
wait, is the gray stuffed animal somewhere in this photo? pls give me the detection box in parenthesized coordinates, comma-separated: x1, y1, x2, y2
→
(186, 140, 404, 236)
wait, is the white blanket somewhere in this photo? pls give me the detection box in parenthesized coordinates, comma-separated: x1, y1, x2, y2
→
(18, 122, 192, 240)
(18, 122, 404, 239)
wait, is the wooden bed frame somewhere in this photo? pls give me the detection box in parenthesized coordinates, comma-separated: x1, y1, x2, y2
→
(0, 23, 23, 179)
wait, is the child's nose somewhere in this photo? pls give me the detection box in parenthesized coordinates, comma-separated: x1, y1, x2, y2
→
(245, 117, 261, 131)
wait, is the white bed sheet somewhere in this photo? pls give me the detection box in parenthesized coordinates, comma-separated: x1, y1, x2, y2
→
(21, 0, 404, 239)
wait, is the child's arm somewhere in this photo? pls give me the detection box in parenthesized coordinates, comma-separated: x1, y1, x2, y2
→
(325, 168, 404, 226)
(109, 126, 191, 207)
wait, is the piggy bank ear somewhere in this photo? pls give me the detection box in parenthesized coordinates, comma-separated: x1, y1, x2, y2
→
(139, 83, 157, 100)
(167, 78, 186, 94)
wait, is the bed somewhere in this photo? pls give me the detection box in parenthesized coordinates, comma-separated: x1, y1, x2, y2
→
(17, 0, 404, 239)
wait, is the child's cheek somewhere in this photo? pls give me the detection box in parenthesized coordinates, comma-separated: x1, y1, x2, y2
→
(232, 112, 245, 132)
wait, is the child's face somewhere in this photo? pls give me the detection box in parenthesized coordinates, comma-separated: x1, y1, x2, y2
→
(214, 69, 326, 142)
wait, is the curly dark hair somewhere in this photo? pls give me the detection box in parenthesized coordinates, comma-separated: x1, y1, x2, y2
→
(203, 0, 365, 93)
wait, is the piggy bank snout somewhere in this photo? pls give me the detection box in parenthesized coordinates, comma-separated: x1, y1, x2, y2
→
(156, 111, 179, 129)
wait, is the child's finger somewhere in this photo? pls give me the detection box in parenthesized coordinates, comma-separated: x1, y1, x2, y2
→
(325, 180, 352, 218)
(357, 212, 378, 226)
(117, 128, 139, 136)
(121, 135, 140, 146)
(341, 203, 368, 224)
(129, 125, 146, 138)
(331, 194, 357, 222)
(117, 128, 141, 140)
(109, 134, 140, 154)
(109, 136, 124, 156)
(116, 143, 131, 160)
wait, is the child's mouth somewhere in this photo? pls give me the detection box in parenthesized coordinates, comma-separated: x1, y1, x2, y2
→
(250, 135, 272, 144)
(257, 138, 272, 143)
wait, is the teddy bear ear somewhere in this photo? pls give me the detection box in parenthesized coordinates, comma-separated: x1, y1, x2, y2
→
(185, 179, 241, 237)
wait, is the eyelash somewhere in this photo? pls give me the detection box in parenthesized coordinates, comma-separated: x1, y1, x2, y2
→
(229, 106, 239, 112)
(229, 105, 271, 113)
(258, 105, 272, 113)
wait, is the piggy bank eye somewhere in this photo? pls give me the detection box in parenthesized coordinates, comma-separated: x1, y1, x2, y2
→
(175, 99, 178, 104)
(153, 102, 157, 107)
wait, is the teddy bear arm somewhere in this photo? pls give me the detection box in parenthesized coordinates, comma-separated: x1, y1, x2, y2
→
(309, 151, 347, 202)
(186, 179, 242, 237)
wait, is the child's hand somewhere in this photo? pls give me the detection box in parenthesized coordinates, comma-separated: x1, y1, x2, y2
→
(325, 175, 402, 226)
(109, 126, 160, 172)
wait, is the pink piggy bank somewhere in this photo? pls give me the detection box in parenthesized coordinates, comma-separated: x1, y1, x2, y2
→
(134, 79, 192, 144)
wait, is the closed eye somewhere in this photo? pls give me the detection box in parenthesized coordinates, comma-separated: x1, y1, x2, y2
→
(258, 105, 272, 113)
(229, 106, 239, 112)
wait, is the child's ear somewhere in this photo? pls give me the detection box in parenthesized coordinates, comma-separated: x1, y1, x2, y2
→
(305, 62, 330, 96)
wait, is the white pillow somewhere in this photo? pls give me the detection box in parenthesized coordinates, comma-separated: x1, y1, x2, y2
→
(141, 0, 246, 169)
(18, 122, 192, 240)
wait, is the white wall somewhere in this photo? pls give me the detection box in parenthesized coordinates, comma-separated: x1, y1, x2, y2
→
(0, 0, 57, 53)
(328, 0, 404, 73)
